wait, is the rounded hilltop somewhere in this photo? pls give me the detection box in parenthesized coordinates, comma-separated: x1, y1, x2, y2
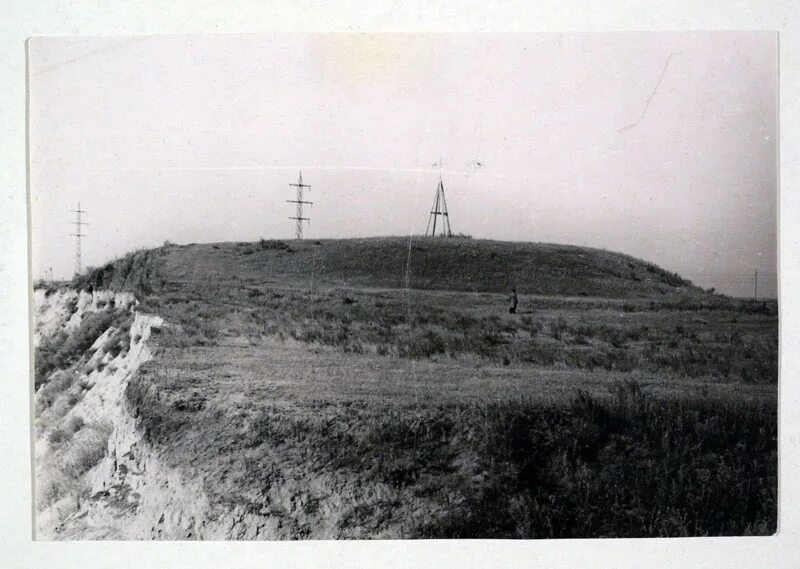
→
(74, 236, 709, 300)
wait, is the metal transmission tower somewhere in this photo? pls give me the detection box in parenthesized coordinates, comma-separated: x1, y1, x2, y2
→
(69, 202, 88, 276)
(425, 176, 452, 237)
(288, 171, 313, 239)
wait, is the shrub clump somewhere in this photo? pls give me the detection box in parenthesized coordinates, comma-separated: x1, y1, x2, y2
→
(35, 311, 132, 389)
(258, 239, 292, 251)
(73, 249, 160, 296)
(35, 370, 79, 413)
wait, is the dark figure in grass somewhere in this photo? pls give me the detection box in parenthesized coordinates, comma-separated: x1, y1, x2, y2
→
(509, 288, 518, 314)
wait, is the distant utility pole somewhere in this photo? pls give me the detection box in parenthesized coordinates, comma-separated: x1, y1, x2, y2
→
(69, 202, 88, 276)
(754, 268, 758, 301)
(425, 176, 453, 238)
(288, 171, 312, 240)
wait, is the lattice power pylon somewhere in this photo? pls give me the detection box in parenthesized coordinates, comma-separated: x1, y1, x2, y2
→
(288, 171, 313, 239)
(69, 202, 88, 276)
(425, 176, 452, 237)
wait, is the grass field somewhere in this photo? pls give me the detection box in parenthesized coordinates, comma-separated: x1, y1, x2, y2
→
(127, 335, 776, 538)
(42, 237, 778, 538)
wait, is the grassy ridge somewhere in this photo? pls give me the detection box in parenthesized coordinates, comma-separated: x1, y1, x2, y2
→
(75, 237, 709, 298)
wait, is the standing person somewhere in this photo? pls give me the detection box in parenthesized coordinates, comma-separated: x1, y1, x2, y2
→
(509, 288, 518, 314)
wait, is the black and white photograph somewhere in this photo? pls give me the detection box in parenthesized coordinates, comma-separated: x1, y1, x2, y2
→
(28, 32, 778, 540)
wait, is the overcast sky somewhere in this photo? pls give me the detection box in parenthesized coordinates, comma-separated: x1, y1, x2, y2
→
(29, 33, 777, 297)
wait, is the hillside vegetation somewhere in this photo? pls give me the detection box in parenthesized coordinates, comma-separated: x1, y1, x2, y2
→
(72, 238, 776, 384)
(35, 237, 777, 539)
(75, 237, 706, 299)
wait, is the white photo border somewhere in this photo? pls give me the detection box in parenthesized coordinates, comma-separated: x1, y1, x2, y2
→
(1, 2, 797, 567)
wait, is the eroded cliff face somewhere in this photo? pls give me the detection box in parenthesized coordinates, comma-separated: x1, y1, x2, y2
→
(34, 288, 188, 539)
(34, 288, 292, 540)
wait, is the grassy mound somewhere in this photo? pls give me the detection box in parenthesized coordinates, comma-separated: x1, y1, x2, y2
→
(74, 237, 707, 299)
